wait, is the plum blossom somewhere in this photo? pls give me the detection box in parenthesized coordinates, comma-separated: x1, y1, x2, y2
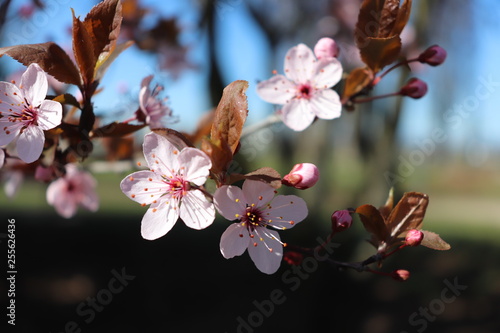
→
(257, 42, 343, 131)
(120, 132, 215, 240)
(214, 180, 308, 274)
(0, 63, 62, 163)
(46, 164, 99, 218)
(0, 149, 4, 169)
(138, 75, 175, 129)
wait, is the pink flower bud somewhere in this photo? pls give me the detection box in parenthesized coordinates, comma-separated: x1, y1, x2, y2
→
(314, 37, 339, 59)
(391, 269, 410, 281)
(331, 209, 353, 232)
(405, 229, 424, 247)
(282, 163, 319, 190)
(400, 78, 428, 99)
(418, 45, 447, 66)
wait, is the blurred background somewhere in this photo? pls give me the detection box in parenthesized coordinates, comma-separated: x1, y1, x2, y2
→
(1, 0, 499, 332)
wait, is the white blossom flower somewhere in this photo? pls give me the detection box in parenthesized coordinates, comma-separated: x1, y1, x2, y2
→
(120, 132, 215, 240)
(214, 180, 308, 274)
(138, 75, 175, 129)
(47, 164, 99, 218)
(0, 63, 62, 163)
(257, 43, 343, 131)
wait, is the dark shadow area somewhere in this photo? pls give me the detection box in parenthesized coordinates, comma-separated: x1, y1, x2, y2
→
(1, 210, 499, 333)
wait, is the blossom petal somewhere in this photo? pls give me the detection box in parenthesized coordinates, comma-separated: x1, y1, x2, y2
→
(143, 132, 179, 175)
(20, 63, 48, 106)
(16, 125, 44, 163)
(4, 171, 23, 198)
(177, 147, 211, 186)
(47, 178, 78, 218)
(220, 222, 250, 259)
(281, 98, 315, 131)
(256, 75, 296, 105)
(312, 58, 343, 89)
(242, 179, 275, 206)
(264, 195, 308, 231)
(248, 229, 283, 274)
(284, 44, 317, 83)
(0, 121, 21, 146)
(310, 89, 342, 120)
(120, 170, 168, 205)
(180, 189, 215, 230)
(37, 100, 63, 130)
(214, 185, 246, 221)
(0, 149, 4, 169)
(141, 199, 179, 240)
(0, 82, 25, 109)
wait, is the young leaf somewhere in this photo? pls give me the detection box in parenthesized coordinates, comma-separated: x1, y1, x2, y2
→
(228, 167, 282, 189)
(420, 230, 451, 251)
(211, 80, 249, 154)
(94, 41, 134, 82)
(355, 0, 413, 73)
(90, 122, 145, 138)
(0, 42, 81, 86)
(379, 187, 394, 221)
(386, 192, 428, 237)
(342, 67, 373, 102)
(72, 9, 97, 86)
(83, 0, 122, 60)
(201, 136, 233, 185)
(152, 128, 194, 150)
(51, 93, 81, 109)
(356, 204, 390, 245)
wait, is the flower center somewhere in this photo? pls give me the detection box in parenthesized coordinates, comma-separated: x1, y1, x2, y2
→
(241, 205, 266, 231)
(165, 176, 189, 199)
(297, 84, 313, 100)
(7, 104, 38, 127)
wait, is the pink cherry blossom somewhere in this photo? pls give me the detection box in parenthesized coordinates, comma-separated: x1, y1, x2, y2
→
(120, 132, 215, 240)
(0, 63, 62, 163)
(0, 149, 4, 169)
(138, 75, 175, 129)
(46, 164, 99, 218)
(214, 180, 308, 274)
(257, 43, 343, 131)
(282, 162, 319, 190)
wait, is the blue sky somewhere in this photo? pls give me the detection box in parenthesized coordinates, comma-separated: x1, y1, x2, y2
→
(2, 0, 500, 152)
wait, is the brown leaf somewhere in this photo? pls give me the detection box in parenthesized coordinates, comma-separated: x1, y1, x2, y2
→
(420, 230, 451, 251)
(83, 0, 122, 60)
(379, 187, 394, 221)
(355, 0, 412, 73)
(72, 9, 97, 86)
(95, 41, 134, 82)
(90, 122, 145, 138)
(342, 67, 373, 102)
(360, 35, 402, 74)
(102, 136, 134, 161)
(386, 192, 428, 237)
(51, 93, 81, 109)
(152, 128, 194, 150)
(0, 42, 81, 86)
(392, 0, 412, 36)
(201, 137, 233, 185)
(211, 80, 249, 155)
(244, 167, 282, 189)
(356, 204, 390, 245)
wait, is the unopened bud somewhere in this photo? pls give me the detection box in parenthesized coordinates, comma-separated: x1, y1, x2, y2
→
(314, 37, 339, 59)
(331, 209, 353, 232)
(283, 251, 304, 266)
(391, 269, 410, 281)
(418, 45, 447, 66)
(400, 78, 428, 99)
(282, 163, 319, 190)
(405, 229, 424, 247)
